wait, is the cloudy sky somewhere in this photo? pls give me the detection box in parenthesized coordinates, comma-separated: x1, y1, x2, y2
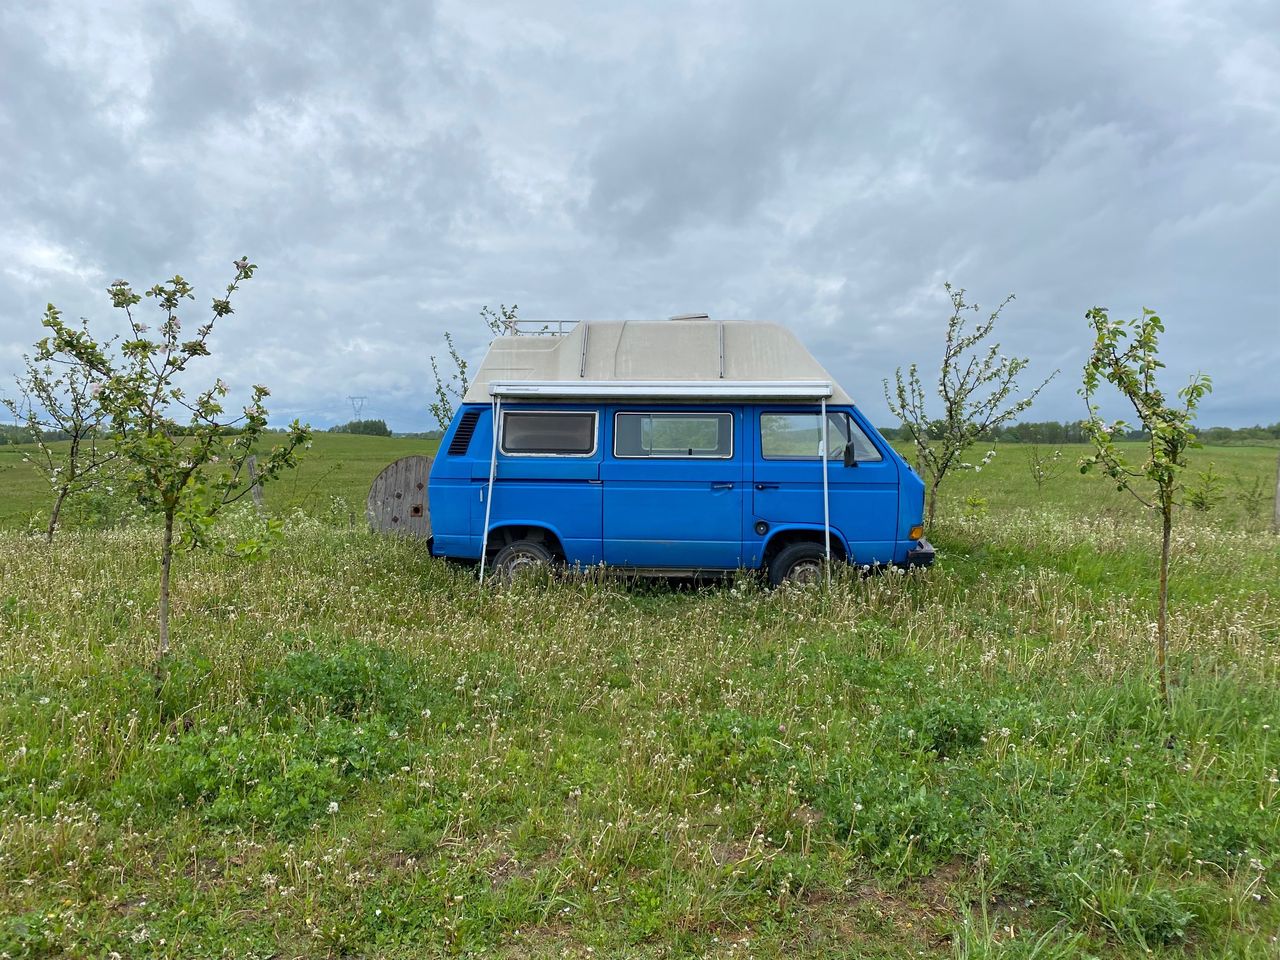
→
(2, 0, 1277, 430)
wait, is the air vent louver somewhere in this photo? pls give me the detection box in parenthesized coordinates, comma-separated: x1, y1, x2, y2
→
(447, 409, 481, 455)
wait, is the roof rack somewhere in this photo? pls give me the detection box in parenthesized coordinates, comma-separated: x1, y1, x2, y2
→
(503, 319, 580, 335)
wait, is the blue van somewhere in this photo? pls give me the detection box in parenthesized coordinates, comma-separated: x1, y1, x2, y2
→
(427, 317, 933, 585)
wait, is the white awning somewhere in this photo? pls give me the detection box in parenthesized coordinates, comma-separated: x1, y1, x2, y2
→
(488, 379, 833, 401)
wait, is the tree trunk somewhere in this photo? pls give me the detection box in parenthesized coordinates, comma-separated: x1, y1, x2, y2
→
(46, 487, 68, 544)
(158, 511, 174, 659)
(1157, 506, 1172, 711)
(1273, 450, 1279, 535)
(926, 480, 940, 532)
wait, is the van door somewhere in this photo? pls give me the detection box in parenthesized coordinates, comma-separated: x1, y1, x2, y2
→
(750, 408, 898, 565)
(601, 408, 744, 569)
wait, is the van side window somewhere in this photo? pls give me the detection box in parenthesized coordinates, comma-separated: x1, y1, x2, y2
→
(614, 412, 733, 459)
(760, 412, 883, 462)
(501, 411, 597, 456)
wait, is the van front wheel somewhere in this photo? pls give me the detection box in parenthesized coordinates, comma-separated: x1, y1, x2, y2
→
(768, 542, 827, 588)
(490, 539, 555, 582)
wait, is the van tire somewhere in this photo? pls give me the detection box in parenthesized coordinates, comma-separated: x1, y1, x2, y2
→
(768, 542, 827, 587)
(491, 539, 555, 582)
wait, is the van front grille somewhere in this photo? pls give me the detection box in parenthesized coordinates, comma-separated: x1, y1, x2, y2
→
(447, 409, 481, 455)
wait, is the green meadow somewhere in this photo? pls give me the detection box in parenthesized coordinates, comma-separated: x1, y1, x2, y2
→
(0, 433, 440, 530)
(0, 434, 1277, 957)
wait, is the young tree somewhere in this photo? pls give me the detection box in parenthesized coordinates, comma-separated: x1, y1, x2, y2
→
(1184, 462, 1224, 512)
(427, 331, 471, 432)
(38, 258, 311, 658)
(1079, 306, 1211, 708)
(1275, 451, 1280, 535)
(3, 316, 119, 542)
(884, 283, 1056, 529)
(428, 304, 521, 431)
(1230, 471, 1270, 527)
(479, 303, 519, 336)
(1026, 443, 1065, 493)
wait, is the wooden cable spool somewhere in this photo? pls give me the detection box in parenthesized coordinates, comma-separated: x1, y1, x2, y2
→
(366, 455, 433, 538)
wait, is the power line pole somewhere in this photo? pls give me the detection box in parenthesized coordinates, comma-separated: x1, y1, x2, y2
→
(347, 396, 367, 420)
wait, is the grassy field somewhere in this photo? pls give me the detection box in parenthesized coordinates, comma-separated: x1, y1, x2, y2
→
(0, 434, 440, 530)
(0, 436, 1278, 957)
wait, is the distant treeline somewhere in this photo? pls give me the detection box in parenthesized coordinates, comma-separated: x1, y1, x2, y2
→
(327, 418, 392, 437)
(0, 423, 56, 445)
(878, 420, 1280, 444)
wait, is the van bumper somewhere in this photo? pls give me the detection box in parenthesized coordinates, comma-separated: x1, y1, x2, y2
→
(903, 539, 936, 568)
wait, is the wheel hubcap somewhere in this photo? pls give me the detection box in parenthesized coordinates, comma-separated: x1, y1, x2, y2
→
(501, 550, 546, 580)
(787, 558, 823, 584)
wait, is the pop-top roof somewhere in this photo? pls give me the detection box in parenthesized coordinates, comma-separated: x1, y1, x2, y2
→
(462, 319, 851, 404)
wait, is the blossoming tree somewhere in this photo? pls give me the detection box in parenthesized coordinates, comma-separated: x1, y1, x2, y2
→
(3, 312, 120, 542)
(428, 303, 518, 430)
(884, 283, 1056, 530)
(38, 259, 311, 658)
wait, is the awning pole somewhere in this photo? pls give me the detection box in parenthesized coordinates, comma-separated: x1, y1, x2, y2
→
(821, 397, 831, 588)
(478, 396, 500, 583)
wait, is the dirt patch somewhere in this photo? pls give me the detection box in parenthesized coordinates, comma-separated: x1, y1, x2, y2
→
(789, 861, 969, 954)
(490, 853, 532, 886)
(709, 839, 757, 868)
(488, 845, 563, 887)
(498, 922, 585, 958)
(109, 895, 150, 917)
(791, 804, 824, 827)
(914, 857, 967, 911)
(180, 856, 228, 892)
(383, 849, 418, 870)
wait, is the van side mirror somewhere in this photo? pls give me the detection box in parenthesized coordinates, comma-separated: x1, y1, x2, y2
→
(842, 443, 857, 468)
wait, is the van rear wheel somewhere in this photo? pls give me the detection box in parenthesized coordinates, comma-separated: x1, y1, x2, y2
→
(768, 542, 827, 588)
(491, 539, 555, 582)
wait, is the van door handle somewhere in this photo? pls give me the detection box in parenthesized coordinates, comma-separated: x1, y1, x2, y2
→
(755, 482, 780, 491)
(710, 481, 734, 490)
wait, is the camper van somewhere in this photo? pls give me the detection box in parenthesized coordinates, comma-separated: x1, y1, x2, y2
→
(427, 316, 933, 584)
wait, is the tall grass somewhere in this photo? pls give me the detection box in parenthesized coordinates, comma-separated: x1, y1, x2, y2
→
(1, 481, 1277, 957)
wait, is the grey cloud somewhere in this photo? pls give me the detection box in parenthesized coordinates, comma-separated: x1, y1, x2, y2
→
(1, 0, 1276, 432)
